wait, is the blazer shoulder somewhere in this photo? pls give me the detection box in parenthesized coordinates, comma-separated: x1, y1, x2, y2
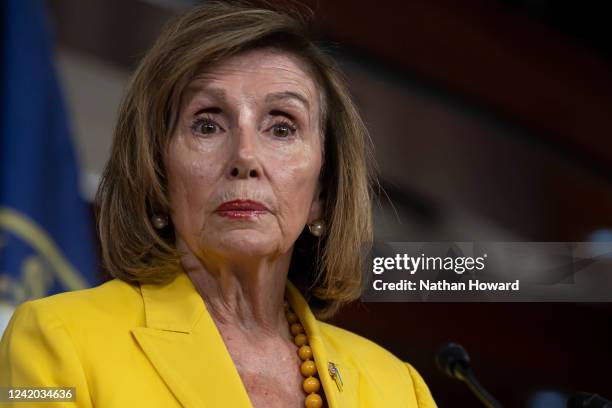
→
(405, 361, 438, 407)
(318, 321, 403, 367)
(318, 321, 438, 407)
(16, 278, 143, 331)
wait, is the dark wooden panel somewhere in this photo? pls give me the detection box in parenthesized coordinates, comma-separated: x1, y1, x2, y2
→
(331, 301, 612, 407)
(302, 0, 612, 174)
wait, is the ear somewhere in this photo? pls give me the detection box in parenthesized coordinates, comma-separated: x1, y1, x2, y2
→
(307, 183, 324, 224)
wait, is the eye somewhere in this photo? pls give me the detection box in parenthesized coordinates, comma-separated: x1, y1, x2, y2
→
(191, 117, 222, 135)
(271, 121, 297, 138)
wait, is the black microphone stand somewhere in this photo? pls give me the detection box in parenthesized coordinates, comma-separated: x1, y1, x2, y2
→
(435, 342, 503, 408)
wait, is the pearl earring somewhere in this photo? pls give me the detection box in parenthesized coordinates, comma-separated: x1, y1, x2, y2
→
(308, 220, 325, 237)
(151, 214, 168, 229)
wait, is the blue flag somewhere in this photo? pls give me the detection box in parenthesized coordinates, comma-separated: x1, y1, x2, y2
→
(0, 0, 99, 320)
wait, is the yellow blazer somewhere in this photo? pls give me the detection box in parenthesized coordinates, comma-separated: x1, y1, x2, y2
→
(0, 271, 436, 407)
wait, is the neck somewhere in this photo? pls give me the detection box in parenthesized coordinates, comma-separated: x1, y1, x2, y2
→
(177, 238, 292, 339)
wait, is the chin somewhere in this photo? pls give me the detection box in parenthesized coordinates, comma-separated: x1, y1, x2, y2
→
(213, 229, 282, 258)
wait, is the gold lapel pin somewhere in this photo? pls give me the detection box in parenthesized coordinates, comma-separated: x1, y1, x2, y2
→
(328, 362, 343, 392)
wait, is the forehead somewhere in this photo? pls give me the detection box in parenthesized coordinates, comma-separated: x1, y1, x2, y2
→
(184, 48, 319, 105)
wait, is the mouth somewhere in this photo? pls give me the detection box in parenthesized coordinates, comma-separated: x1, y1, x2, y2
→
(215, 199, 270, 219)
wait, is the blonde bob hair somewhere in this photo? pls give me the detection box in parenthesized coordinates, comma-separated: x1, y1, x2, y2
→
(95, 0, 375, 319)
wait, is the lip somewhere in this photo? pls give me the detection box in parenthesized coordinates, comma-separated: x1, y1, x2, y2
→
(215, 199, 269, 219)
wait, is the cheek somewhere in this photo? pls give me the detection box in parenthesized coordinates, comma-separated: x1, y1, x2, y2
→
(166, 146, 220, 236)
(270, 145, 321, 224)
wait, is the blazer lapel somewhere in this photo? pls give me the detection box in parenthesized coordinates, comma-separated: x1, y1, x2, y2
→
(285, 281, 360, 408)
(131, 271, 253, 408)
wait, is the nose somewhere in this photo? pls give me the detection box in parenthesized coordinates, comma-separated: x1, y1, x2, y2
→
(227, 126, 262, 179)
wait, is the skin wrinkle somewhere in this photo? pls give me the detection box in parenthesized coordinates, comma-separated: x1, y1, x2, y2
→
(163, 48, 324, 407)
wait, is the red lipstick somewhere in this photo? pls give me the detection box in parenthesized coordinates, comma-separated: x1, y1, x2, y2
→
(215, 200, 269, 219)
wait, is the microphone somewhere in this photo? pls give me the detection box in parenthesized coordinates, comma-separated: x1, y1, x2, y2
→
(435, 342, 503, 408)
(567, 392, 612, 408)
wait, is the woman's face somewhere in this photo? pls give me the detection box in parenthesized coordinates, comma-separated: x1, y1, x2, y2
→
(165, 48, 323, 261)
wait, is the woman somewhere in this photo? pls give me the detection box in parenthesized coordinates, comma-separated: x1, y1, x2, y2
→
(0, 2, 437, 407)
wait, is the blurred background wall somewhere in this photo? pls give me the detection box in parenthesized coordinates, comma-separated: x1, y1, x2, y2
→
(17, 0, 612, 406)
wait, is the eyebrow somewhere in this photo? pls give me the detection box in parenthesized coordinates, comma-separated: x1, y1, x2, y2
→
(265, 91, 310, 110)
(186, 86, 310, 110)
(183, 86, 226, 104)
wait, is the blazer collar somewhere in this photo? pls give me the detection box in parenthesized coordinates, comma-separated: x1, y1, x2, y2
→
(131, 270, 358, 408)
(138, 268, 204, 333)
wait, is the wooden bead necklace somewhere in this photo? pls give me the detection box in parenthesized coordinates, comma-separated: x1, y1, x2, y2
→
(284, 298, 326, 408)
